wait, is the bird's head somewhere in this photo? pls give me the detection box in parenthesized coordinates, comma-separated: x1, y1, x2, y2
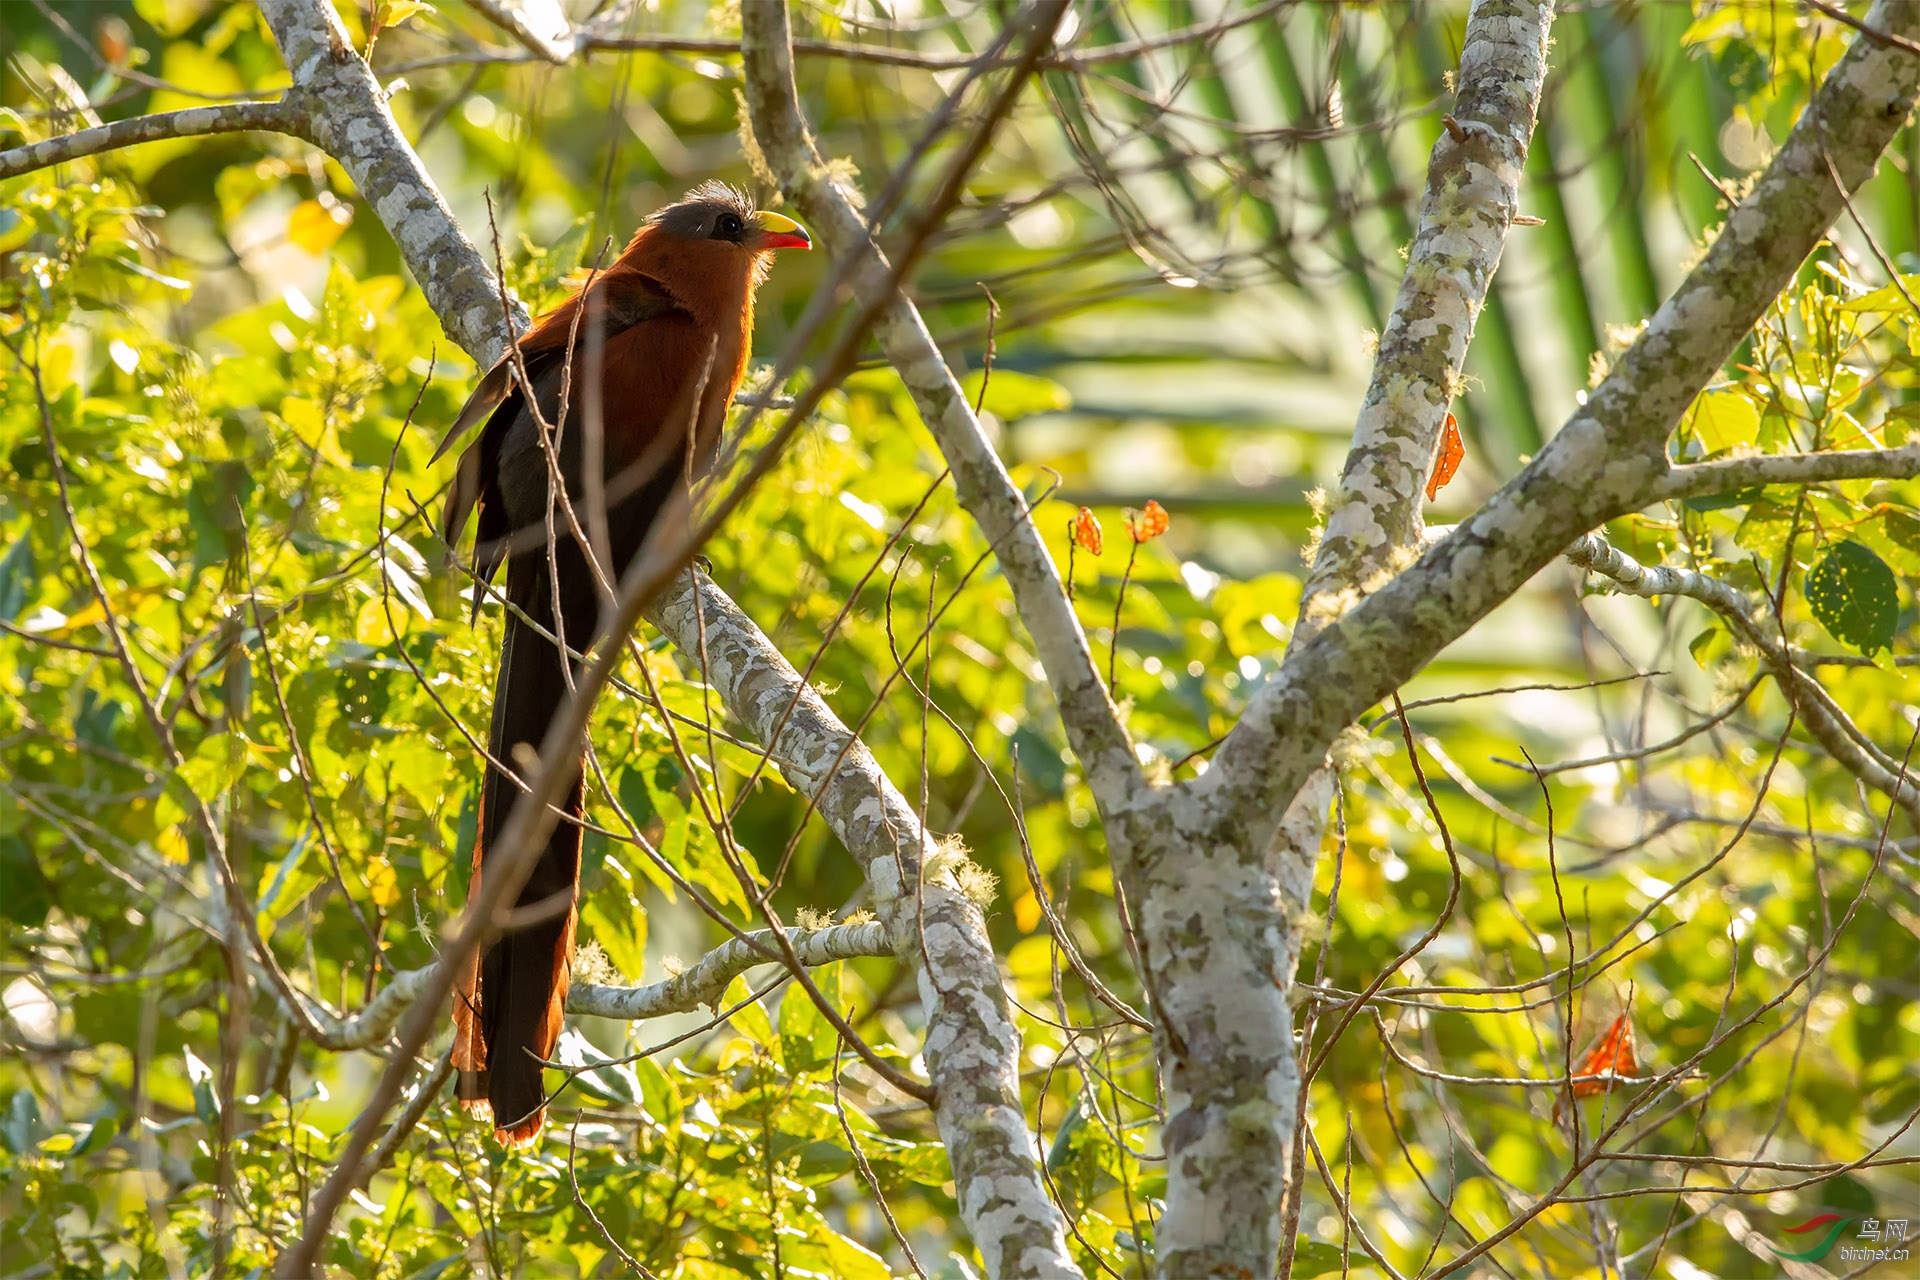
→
(642, 181, 810, 254)
(623, 181, 810, 314)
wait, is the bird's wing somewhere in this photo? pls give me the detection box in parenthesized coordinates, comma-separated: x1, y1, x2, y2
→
(439, 271, 685, 557)
(431, 269, 684, 467)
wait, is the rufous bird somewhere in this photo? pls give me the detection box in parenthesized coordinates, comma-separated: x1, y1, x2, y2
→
(436, 182, 810, 1146)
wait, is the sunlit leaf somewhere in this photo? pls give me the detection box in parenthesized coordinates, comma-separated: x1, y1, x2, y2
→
(1805, 540, 1898, 655)
(287, 198, 352, 254)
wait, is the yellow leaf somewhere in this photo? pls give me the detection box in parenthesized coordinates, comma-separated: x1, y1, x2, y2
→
(355, 596, 409, 646)
(366, 855, 399, 909)
(374, 0, 432, 30)
(56, 585, 160, 636)
(287, 198, 350, 254)
(156, 825, 192, 866)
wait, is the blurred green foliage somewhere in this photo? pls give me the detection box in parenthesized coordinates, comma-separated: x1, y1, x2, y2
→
(2, 1, 1918, 1277)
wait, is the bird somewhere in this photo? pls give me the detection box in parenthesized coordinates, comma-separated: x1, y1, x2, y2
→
(435, 182, 810, 1146)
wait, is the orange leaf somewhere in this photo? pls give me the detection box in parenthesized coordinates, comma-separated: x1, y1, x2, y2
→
(1425, 411, 1463, 502)
(1570, 1012, 1638, 1095)
(1554, 1011, 1640, 1122)
(1073, 507, 1103, 555)
(1130, 498, 1169, 543)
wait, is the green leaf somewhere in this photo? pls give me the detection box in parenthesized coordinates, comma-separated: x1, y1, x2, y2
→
(1, 1091, 46, 1154)
(184, 1047, 220, 1128)
(185, 460, 255, 571)
(1880, 506, 1920, 569)
(1684, 385, 1760, 453)
(374, 0, 433, 30)
(959, 369, 1072, 420)
(778, 965, 839, 1072)
(1289, 1238, 1350, 1278)
(816, 1225, 890, 1280)
(1840, 274, 1920, 314)
(722, 977, 776, 1051)
(1045, 1097, 1085, 1171)
(1683, 486, 1761, 513)
(256, 830, 324, 931)
(0, 836, 52, 927)
(1688, 625, 1730, 669)
(74, 1114, 120, 1156)
(179, 732, 248, 804)
(0, 533, 35, 620)
(1805, 541, 1898, 655)
(580, 889, 646, 982)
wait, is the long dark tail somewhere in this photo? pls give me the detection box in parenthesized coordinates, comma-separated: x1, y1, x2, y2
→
(452, 556, 585, 1148)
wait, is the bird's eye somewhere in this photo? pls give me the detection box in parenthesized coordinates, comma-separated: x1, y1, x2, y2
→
(715, 212, 744, 240)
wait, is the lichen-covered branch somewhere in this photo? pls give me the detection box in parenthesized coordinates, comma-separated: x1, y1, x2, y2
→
(1566, 532, 1920, 827)
(1208, 0, 1920, 844)
(257, 0, 527, 364)
(0, 100, 303, 181)
(569, 922, 892, 1021)
(295, 924, 892, 1047)
(1653, 443, 1920, 500)
(298, 966, 434, 1049)
(737, 0, 1140, 814)
(1111, 6, 1558, 1277)
(1298, 0, 1556, 639)
(645, 570, 1082, 1280)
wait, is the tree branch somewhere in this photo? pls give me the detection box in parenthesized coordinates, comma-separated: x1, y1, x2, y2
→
(1565, 532, 1920, 828)
(381, 2, 1295, 76)
(1119, 4, 1559, 1276)
(459, 0, 574, 65)
(1652, 443, 1920, 500)
(299, 923, 894, 1047)
(737, 0, 1141, 815)
(1207, 0, 1920, 842)
(257, 0, 527, 365)
(644, 569, 1083, 1280)
(568, 922, 892, 1021)
(1297, 0, 1556, 639)
(0, 100, 303, 181)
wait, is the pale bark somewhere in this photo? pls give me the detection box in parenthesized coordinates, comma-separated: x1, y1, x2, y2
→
(258, 0, 529, 363)
(0, 100, 303, 180)
(300, 923, 895, 1046)
(736, 0, 1141, 814)
(646, 571, 1084, 1280)
(459, 0, 574, 65)
(1209, 0, 1920, 845)
(570, 922, 891, 1021)
(1652, 443, 1920, 499)
(1115, 4, 1560, 1275)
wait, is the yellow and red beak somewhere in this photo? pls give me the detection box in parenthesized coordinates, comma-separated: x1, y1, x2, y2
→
(752, 210, 811, 251)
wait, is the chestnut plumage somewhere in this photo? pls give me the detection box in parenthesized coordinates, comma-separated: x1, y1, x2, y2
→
(438, 182, 807, 1146)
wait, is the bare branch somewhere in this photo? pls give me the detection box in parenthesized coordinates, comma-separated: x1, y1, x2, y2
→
(1297, 0, 1557, 641)
(0, 100, 302, 181)
(460, 0, 573, 64)
(1207, 0, 1920, 842)
(1566, 531, 1920, 827)
(737, 0, 1140, 814)
(568, 922, 892, 1021)
(644, 568, 1083, 1280)
(257, 0, 527, 364)
(1652, 443, 1920, 500)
